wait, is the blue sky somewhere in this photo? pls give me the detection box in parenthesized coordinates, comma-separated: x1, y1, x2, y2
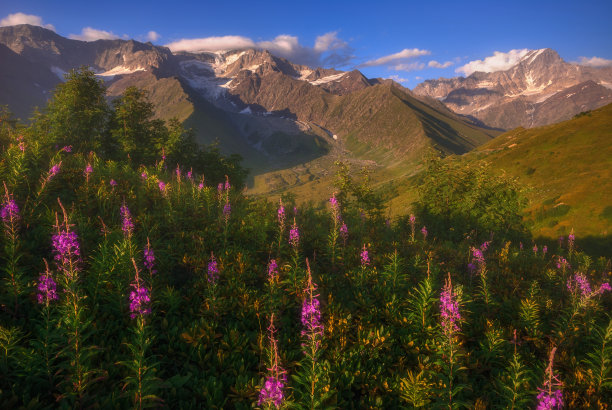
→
(1, 0, 611, 87)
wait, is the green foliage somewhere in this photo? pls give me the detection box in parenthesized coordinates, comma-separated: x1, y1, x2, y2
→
(416, 155, 528, 242)
(582, 316, 612, 397)
(111, 86, 166, 164)
(496, 350, 534, 409)
(0, 111, 609, 408)
(34, 67, 111, 153)
(22, 68, 247, 188)
(333, 160, 385, 221)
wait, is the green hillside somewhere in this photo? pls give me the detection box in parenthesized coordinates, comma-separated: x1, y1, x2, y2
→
(471, 103, 612, 238)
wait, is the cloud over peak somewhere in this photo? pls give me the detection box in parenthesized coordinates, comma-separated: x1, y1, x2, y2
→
(165, 31, 354, 68)
(577, 56, 612, 67)
(428, 60, 453, 69)
(166, 35, 255, 52)
(456, 49, 530, 76)
(146, 31, 160, 42)
(0, 12, 55, 31)
(361, 48, 431, 67)
(69, 27, 121, 41)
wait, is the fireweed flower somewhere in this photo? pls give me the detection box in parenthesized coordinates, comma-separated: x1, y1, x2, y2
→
(301, 259, 323, 339)
(536, 347, 563, 410)
(533, 244, 538, 254)
(1, 196, 19, 226)
(568, 230, 575, 250)
(84, 164, 93, 181)
(49, 163, 61, 177)
(259, 375, 286, 408)
(141, 171, 147, 180)
(18, 141, 26, 152)
(128, 260, 151, 320)
(110, 179, 117, 187)
(217, 182, 224, 195)
(175, 165, 181, 179)
(258, 315, 287, 408)
(207, 253, 219, 284)
(37, 260, 58, 305)
(161, 148, 166, 162)
(198, 182, 204, 190)
(224, 175, 231, 192)
(62, 145, 72, 153)
(340, 222, 348, 244)
(470, 247, 486, 275)
(329, 193, 341, 221)
(567, 273, 611, 301)
(187, 169, 193, 180)
(421, 226, 428, 239)
(223, 200, 231, 221)
(158, 180, 166, 193)
(543, 245, 548, 256)
(440, 274, 461, 334)
(278, 199, 286, 228)
(289, 218, 300, 249)
(267, 259, 278, 284)
(144, 239, 156, 274)
(360, 244, 370, 267)
(409, 214, 416, 240)
(329, 194, 338, 209)
(556, 256, 570, 271)
(52, 216, 81, 276)
(120, 203, 134, 238)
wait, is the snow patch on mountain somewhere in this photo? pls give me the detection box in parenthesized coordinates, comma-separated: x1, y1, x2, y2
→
(309, 72, 346, 85)
(298, 68, 313, 80)
(179, 59, 231, 99)
(96, 66, 146, 77)
(522, 49, 546, 65)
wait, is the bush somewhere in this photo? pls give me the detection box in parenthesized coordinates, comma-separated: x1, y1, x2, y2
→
(415, 156, 528, 242)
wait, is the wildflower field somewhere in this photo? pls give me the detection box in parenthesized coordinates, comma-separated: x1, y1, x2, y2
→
(0, 71, 610, 409)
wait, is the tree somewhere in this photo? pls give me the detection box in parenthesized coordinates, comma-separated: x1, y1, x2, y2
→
(110, 86, 166, 165)
(39, 67, 111, 153)
(416, 156, 527, 242)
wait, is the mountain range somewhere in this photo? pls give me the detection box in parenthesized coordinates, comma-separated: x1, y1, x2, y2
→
(0, 24, 495, 172)
(413, 48, 612, 129)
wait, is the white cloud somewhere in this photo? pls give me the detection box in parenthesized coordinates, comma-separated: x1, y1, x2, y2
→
(166, 35, 255, 52)
(361, 48, 431, 67)
(576, 56, 612, 67)
(456, 49, 530, 76)
(69, 27, 120, 41)
(314, 31, 346, 52)
(165, 31, 354, 68)
(387, 75, 409, 83)
(146, 31, 160, 42)
(428, 60, 453, 69)
(0, 12, 55, 31)
(393, 62, 425, 72)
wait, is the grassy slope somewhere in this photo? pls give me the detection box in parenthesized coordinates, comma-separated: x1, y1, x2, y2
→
(248, 85, 499, 208)
(470, 103, 612, 238)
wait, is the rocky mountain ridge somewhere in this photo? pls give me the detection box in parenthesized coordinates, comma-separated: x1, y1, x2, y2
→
(0, 24, 495, 172)
(413, 48, 612, 129)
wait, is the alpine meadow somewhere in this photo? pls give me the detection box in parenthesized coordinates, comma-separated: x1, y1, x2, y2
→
(0, 2, 611, 409)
